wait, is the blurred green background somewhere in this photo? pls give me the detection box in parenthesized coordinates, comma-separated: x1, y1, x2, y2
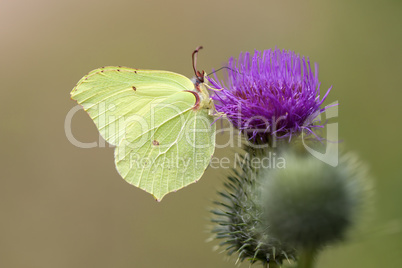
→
(1, 0, 401, 267)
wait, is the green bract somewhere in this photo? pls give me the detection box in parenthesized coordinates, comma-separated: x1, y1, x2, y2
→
(71, 67, 216, 201)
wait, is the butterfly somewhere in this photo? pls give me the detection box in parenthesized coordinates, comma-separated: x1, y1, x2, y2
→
(71, 47, 218, 201)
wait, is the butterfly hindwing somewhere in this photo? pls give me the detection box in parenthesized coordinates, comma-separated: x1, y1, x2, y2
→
(115, 91, 216, 200)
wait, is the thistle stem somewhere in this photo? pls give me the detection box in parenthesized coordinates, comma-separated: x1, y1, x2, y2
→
(297, 248, 316, 268)
(264, 261, 279, 268)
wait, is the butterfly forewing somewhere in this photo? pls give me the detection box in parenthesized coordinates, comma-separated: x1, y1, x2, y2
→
(71, 67, 195, 146)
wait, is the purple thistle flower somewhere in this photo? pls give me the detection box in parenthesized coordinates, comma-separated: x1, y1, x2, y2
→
(208, 48, 332, 143)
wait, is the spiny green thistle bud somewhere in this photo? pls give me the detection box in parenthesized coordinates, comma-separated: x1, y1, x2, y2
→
(210, 146, 371, 266)
(261, 151, 370, 250)
(210, 154, 296, 266)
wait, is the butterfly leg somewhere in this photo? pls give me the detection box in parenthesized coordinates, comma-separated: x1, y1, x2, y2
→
(205, 83, 223, 92)
(207, 98, 226, 118)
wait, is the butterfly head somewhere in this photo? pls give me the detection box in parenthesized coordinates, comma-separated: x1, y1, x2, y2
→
(190, 46, 218, 114)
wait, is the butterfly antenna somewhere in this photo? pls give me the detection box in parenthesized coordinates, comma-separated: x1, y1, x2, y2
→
(205, 66, 242, 92)
(207, 66, 241, 76)
(192, 46, 205, 83)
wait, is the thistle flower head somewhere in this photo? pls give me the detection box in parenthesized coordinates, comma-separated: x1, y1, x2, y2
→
(208, 48, 332, 142)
